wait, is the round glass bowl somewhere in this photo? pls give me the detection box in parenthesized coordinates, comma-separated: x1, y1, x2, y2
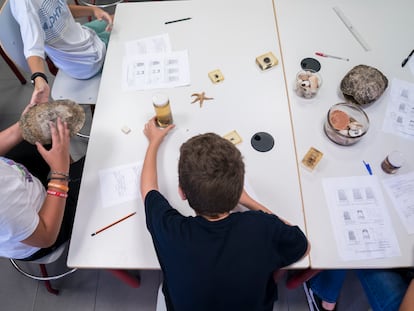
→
(294, 70, 322, 99)
(324, 103, 369, 145)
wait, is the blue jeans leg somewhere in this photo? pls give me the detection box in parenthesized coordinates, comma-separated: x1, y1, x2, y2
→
(356, 269, 408, 311)
(309, 270, 347, 303)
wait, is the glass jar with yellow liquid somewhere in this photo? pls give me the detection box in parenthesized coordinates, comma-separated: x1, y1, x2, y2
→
(152, 93, 173, 128)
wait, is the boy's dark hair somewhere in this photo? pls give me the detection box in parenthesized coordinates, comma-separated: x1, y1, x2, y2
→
(178, 133, 245, 217)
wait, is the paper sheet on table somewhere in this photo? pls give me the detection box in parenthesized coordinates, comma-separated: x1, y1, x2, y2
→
(382, 78, 414, 142)
(99, 162, 142, 208)
(382, 171, 414, 235)
(124, 33, 171, 56)
(122, 50, 190, 91)
(322, 175, 400, 261)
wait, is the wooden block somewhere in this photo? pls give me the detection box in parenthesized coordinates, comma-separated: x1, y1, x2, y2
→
(223, 130, 242, 145)
(301, 147, 323, 170)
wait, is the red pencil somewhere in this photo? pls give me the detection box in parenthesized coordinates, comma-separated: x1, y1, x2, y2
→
(315, 52, 349, 61)
(91, 212, 136, 236)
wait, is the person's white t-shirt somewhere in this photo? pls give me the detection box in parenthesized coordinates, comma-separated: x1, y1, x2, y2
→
(10, 0, 105, 79)
(0, 157, 44, 259)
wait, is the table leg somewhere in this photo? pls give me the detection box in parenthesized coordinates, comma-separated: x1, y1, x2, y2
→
(106, 269, 141, 288)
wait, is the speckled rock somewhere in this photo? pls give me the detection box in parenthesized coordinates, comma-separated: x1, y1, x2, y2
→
(340, 65, 388, 105)
(20, 100, 85, 145)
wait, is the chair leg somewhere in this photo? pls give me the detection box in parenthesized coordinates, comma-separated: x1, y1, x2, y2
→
(286, 268, 322, 289)
(107, 269, 141, 288)
(0, 46, 27, 84)
(39, 264, 59, 295)
(45, 56, 59, 76)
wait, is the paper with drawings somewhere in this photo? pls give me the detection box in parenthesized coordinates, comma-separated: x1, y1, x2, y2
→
(382, 171, 414, 234)
(382, 78, 414, 141)
(322, 175, 400, 261)
(99, 162, 142, 208)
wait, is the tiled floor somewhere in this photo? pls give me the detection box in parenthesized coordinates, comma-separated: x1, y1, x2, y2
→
(0, 1, 371, 310)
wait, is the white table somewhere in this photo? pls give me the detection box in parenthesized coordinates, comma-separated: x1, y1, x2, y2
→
(68, 0, 309, 269)
(275, 0, 414, 268)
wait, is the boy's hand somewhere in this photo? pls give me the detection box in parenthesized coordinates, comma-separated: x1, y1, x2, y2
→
(35, 118, 70, 174)
(30, 79, 50, 105)
(143, 117, 175, 145)
(93, 7, 113, 31)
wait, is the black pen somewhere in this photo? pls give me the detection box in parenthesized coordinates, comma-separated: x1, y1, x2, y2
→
(165, 17, 191, 25)
(401, 49, 414, 67)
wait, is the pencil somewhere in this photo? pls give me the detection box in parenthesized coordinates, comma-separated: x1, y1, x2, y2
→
(91, 212, 136, 236)
(165, 17, 191, 25)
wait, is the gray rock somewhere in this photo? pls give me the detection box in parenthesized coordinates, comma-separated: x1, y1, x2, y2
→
(340, 65, 388, 105)
(20, 100, 85, 145)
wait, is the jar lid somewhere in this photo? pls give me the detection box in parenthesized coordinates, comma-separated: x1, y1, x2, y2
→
(388, 151, 404, 168)
(152, 93, 169, 106)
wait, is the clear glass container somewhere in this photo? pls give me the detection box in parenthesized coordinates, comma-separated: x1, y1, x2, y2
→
(381, 151, 404, 174)
(152, 93, 173, 128)
(324, 103, 369, 145)
(294, 69, 322, 99)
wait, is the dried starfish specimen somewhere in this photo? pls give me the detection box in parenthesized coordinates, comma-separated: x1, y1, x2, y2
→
(191, 92, 213, 108)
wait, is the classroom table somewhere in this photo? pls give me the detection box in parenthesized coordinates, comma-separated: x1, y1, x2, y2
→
(275, 0, 414, 268)
(67, 0, 309, 269)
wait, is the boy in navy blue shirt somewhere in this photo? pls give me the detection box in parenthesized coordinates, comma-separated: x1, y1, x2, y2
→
(140, 117, 310, 311)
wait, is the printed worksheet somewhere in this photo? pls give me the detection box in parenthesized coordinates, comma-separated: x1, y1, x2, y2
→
(124, 33, 172, 56)
(322, 175, 400, 261)
(122, 50, 190, 91)
(122, 34, 190, 91)
(382, 78, 414, 141)
(99, 162, 142, 208)
(382, 171, 414, 234)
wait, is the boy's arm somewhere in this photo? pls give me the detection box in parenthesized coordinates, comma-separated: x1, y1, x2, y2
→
(240, 189, 311, 258)
(399, 279, 414, 311)
(239, 189, 277, 215)
(27, 56, 50, 105)
(68, 5, 113, 31)
(21, 118, 71, 247)
(0, 101, 40, 155)
(140, 117, 174, 201)
(0, 122, 23, 156)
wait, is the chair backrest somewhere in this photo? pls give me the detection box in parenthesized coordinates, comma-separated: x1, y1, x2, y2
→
(29, 242, 67, 264)
(0, 0, 30, 72)
(9, 241, 77, 281)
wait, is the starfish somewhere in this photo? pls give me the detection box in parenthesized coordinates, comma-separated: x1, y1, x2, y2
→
(191, 92, 213, 108)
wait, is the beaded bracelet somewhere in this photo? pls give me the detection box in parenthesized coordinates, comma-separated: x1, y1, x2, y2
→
(48, 182, 69, 193)
(50, 171, 70, 178)
(47, 189, 68, 199)
(48, 171, 70, 182)
(48, 177, 71, 182)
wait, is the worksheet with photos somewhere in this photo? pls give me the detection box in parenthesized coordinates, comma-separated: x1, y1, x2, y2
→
(122, 34, 190, 91)
(382, 171, 414, 235)
(322, 175, 400, 261)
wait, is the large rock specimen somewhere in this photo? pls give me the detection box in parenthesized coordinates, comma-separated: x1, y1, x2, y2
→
(340, 65, 388, 105)
(20, 100, 85, 145)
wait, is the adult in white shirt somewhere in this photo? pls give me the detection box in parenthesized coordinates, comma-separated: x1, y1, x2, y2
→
(0, 105, 83, 260)
(10, 0, 113, 105)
